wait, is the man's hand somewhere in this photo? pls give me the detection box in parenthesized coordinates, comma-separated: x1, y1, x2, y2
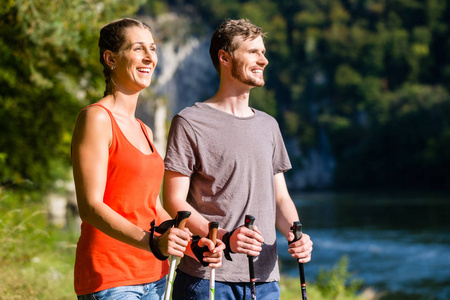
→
(229, 225, 264, 257)
(198, 238, 225, 268)
(287, 232, 313, 263)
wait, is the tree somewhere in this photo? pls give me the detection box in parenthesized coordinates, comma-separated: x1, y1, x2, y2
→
(0, 0, 144, 190)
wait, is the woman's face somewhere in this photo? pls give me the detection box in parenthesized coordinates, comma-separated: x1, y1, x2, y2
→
(112, 26, 158, 93)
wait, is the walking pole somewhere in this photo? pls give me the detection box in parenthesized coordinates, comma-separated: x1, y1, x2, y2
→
(164, 211, 191, 300)
(291, 221, 307, 300)
(245, 215, 257, 300)
(208, 221, 219, 300)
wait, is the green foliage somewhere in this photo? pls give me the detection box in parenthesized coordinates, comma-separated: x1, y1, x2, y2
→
(3, 0, 450, 191)
(0, 188, 78, 299)
(280, 256, 371, 300)
(0, 0, 144, 191)
(334, 84, 450, 188)
(250, 86, 277, 117)
(316, 256, 364, 299)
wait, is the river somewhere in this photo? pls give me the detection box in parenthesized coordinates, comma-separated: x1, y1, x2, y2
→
(277, 190, 450, 299)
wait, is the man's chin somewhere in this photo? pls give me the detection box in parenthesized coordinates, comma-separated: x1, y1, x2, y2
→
(246, 78, 265, 87)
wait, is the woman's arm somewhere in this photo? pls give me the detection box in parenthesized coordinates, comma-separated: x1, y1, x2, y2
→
(72, 106, 189, 255)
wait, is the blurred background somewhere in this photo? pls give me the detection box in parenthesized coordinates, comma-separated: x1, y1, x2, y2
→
(1, 0, 449, 299)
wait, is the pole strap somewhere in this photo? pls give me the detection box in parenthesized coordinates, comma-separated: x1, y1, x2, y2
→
(149, 219, 176, 261)
(190, 235, 210, 266)
(222, 227, 239, 261)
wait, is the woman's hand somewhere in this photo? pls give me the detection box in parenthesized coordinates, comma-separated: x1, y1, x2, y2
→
(157, 227, 192, 257)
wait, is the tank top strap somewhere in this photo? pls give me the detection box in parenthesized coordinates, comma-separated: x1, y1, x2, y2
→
(83, 103, 120, 145)
(136, 119, 155, 153)
(84, 103, 116, 126)
(77, 103, 154, 155)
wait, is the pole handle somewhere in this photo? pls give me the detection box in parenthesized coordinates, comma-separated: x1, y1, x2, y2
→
(175, 211, 191, 229)
(209, 221, 219, 245)
(245, 215, 255, 230)
(291, 221, 303, 242)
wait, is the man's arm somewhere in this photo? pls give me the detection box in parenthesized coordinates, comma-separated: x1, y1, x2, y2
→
(163, 169, 263, 256)
(274, 172, 313, 263)
(159, 178, 225, 265)
(163, 170, 210, 237)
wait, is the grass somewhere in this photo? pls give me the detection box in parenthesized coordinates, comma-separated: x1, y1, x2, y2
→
(0, 187, 378, 299)
(0, 188, 78, 299)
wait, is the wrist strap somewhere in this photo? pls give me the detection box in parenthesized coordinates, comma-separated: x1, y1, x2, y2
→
(191, 235, 210, 267)
(149, 219, 172, 261)
(222, 227, 238, 261)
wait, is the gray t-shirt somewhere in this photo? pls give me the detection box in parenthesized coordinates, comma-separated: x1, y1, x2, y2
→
(164, 102, 292, 282)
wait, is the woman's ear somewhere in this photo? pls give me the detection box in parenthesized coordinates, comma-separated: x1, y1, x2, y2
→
(104, 50, 116, 69)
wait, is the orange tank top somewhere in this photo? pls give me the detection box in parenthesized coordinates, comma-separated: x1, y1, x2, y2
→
(73, 104, 169, 295)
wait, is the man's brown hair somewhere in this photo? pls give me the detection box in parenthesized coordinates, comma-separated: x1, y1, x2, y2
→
(209, 19, 266, 75)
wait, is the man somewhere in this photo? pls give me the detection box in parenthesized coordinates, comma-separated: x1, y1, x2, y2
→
(163, 18, 313, 299)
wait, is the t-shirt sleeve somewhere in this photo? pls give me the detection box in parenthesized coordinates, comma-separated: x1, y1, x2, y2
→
(164, 115, 198, 177)
(272, 120, 292, 175)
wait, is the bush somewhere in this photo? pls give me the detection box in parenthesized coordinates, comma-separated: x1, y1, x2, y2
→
(280, 256, 373, 300)
(316, 256, 365, 299)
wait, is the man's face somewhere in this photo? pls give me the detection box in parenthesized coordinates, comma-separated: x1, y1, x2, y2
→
(230, 36, 269, 88)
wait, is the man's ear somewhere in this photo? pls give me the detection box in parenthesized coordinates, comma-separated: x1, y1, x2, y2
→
(218, 49, 230, 65)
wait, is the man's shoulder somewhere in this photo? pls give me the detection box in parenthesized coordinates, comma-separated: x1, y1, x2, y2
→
(176, 102, 205, 119)
(253, 108, 273, 118)
(253, 109, 279, 125)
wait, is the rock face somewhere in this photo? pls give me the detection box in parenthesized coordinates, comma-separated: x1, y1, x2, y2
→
(136, 13, 218, 155)
(284, 129, 336, 189)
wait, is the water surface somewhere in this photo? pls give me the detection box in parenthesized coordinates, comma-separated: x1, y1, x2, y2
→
(277, 190, 450, 299)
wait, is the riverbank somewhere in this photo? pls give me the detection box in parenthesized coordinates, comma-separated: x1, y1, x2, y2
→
(1, 189, 376, 299)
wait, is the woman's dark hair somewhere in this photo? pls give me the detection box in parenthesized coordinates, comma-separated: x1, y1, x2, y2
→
(98, 18, 153, 96)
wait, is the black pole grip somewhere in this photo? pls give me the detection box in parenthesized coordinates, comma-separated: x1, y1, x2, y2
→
(292, 221, 303, 242)
(245, 215, 255, 230)
(175, 211, 191, 229)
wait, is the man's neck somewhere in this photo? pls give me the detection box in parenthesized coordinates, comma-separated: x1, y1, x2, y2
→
(204, 82, 254, 117)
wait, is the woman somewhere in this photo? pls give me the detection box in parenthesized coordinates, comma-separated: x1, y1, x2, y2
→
(71, 18, 223, 299)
